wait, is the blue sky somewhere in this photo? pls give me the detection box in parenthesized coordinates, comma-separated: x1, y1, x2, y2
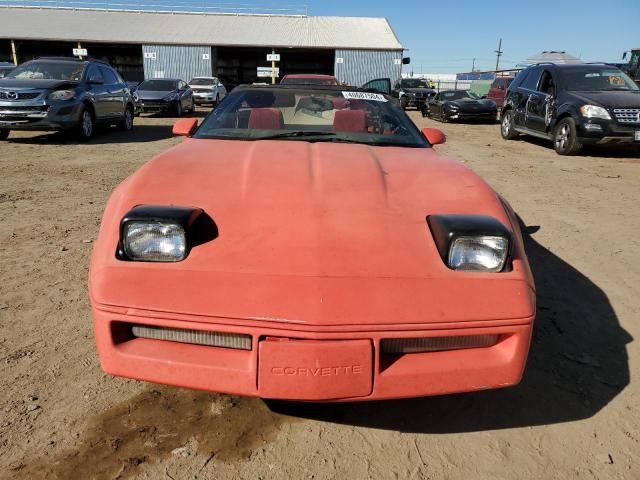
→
(254, 0, 640, 73)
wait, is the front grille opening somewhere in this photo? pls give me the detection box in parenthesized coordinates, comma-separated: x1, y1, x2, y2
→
(381, 334, 500, 354)
(130, 324, 252, 350)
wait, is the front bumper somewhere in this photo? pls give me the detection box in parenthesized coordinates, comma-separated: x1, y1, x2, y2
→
(139, 100, 174, 113)
(403, 97, 428, 108)
(193, 93, 217, 104)
(0, 100, 82, 130)
(576, 118, 640, 145)
(93, 306, 533, 401)
(447, 110, 497, 122)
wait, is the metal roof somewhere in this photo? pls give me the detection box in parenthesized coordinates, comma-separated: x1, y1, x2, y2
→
(523, 51, 583, 65)
(0, 7, 403, 50)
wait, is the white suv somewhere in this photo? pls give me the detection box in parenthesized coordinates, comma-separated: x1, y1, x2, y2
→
(189, 77, 227, 106)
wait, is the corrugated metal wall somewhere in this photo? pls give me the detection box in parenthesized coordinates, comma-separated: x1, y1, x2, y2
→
(142, 44, 212, 81)
(334, 49, 403, 87)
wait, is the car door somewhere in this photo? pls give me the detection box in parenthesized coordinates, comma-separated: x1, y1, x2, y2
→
(525, 69, 556, 133)
(99, 66, 124, 118)
(178, 81, 192, 109)
(84, 64, 109, 120)
(429, 93, 442, 118)
(513, 67, 541, 127)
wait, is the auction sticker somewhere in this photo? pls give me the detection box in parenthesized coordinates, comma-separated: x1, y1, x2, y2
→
(342, 91, 387, 102)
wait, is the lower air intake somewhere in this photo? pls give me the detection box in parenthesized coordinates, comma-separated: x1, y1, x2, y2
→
(381, 334, 500, 354)
(131, 324, 252, 350)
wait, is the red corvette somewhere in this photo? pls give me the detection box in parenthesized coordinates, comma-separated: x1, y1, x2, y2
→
(89, 85, 535, 401)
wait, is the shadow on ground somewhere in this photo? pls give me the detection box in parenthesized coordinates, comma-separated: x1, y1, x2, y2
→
(266, 220, 632, 432)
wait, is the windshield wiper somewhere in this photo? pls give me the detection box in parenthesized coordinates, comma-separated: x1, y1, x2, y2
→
(253, 131, 337, 140)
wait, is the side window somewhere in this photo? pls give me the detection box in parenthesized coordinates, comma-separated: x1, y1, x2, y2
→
(86, 65, 103, 83)
(99, 66, 118, 85)
(538, 70, 556, 95)
(362, 78, 391, 94)
(520, 68, 541, 91)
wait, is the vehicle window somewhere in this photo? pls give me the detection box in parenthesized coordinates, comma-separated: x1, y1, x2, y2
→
(520, 68, 541, 91)
(440, 90, 479, 101)
(538, 70, 556, 95)
(281, 77, 338, 86)
(362, 79, 390, 94)
(194, 87, 428, 148)
(7, 61, 85, 81)
(86, 64, 103, 83)
(138, 79, 177, 91)
(190, 78, 215, 86)
(99, 66, 118, 85)
(559, 67, 639, 92)
(512, 70, 530, 89)
(400, 79, 431, 89)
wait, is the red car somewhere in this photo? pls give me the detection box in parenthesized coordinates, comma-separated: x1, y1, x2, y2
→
(487, 76, 514, 108)
(89, 85, 535, 401)
(280, 74, 339, 86)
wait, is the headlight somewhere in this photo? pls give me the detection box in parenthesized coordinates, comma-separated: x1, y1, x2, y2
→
(163, 93, 178, 102)
(132, 92, 139, 102)
(118, 205, 205, 262)
(448, 236, 509, 272)
(446, 103, 459, 111)
(428, 214, 512, 273)
(580, 104, 611, 120)
(48, 90, 75, 101)
(123, 222, 186, 262)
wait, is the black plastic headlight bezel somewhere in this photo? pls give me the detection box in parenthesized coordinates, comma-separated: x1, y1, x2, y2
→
(427, 214, 513, 272)
(117, 205, 203, 262)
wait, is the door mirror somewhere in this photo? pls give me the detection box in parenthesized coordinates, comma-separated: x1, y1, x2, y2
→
(173, 118, 198, 137)
(421, 128, 446, 145)
(402, 57, 411, 65)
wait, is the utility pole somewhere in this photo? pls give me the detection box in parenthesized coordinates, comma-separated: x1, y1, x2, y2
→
(271, 48, 276, 85)
(471, 57, 476, 72)
(494, 38, 503, 72)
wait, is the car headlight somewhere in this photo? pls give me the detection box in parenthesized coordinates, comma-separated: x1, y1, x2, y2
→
(448, 236, 509, 272)
(163, 93, 178, 102)
(428, 214, 512, 273)
(48, 90, 75, 101)
(580, 104, 611, 120)
(132, 92, 139, 102)
(118, 205, 204, 262)
(446, 104, 459, 111)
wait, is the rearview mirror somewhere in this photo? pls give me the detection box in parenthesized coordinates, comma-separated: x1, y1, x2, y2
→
(421, 128, 446, 146)
(173, 118, 198, 137)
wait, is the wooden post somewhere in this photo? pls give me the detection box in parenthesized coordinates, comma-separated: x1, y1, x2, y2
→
(10, 40, 17, 65)
(77, 41, 83, 60)
(271, 49, 276, 85)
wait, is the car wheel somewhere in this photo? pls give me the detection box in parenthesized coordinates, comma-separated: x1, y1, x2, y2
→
(440, 111, 448, 123)
(421, 105, 430, 118)
(0, 129, 9, 141)
(215, 93, 220, 106)
(118, 106, 134, 131)
(174, 101, 182, 117)
(554, 118, 582, 155)
(500, 109, 518, 140)
(76, 106, 94, 141)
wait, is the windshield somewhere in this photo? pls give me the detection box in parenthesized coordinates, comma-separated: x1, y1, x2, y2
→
(190, 78, 217, 86)
(281, 77, 338, 86)
(138, 80, 177, 91)
(559, 67, 639, 92)
(193, 87, 428, 148)
(7, 61, 85, 81)
(401, 79, 431, 89)
(440, 90, 480, 101)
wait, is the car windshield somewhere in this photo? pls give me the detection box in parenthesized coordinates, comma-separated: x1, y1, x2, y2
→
(401, 79, 430, 88)
(282, 77, 338, 85)
(138, 80, 177, 91)
(194, 86, 428, 148)
(7, 61, 85, 81)
(190, 78, 217, 86)
(440, 90, 480, 101)
(559, 67, 639, 91)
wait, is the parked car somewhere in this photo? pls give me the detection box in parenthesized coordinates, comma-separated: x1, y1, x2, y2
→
(423, 90, 498, 123)
(487, 76, 514, 108)
(0, 61, 15, 78)
(189, 76, 227, 106)
(90, 84, 535, 402)
(280, 74, 339, 86)
(137, 78, 194, 116)
(0, 57, 135, 141)
(360, 77, 436, 110)
(501, 63, 640, 155)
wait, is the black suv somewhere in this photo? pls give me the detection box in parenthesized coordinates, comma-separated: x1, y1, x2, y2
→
(0, 57, 135, 141)
(500, 63, 640, 155)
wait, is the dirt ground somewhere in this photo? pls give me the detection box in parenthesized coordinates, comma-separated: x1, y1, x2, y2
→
(1, 109, 638, 480)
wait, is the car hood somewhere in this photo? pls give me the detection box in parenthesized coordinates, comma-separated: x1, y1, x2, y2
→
(447, 99, 497, 110)
(0, 78, 78, 90)
(137, 90, 174, 101)
(90, 140, 534, 327)
(564, 90, 640, 109)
